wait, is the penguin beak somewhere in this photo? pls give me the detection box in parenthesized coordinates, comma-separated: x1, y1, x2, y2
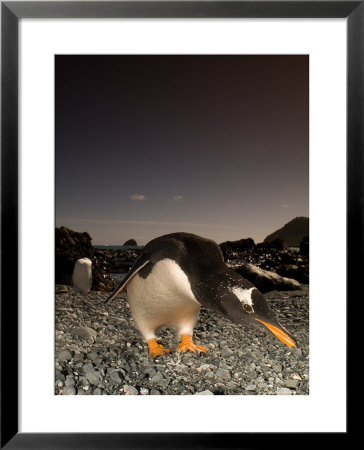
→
(254, 318, 297, 349)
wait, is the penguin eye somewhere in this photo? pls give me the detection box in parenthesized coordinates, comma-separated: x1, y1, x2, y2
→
(243, 304, 253, 313)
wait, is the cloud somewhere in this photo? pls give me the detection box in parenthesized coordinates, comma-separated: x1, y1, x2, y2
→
(130, 194, 147, 201)
(172, 195, 183, 202)
(280, 203, 289, 208)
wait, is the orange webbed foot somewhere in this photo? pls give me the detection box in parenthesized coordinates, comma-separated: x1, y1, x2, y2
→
(177, 334, 208, 355)
(147, 338, 171, 358)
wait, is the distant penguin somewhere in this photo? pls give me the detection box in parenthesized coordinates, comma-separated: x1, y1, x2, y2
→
(105, 232, 297, 358)
(72, 258, 92, 293)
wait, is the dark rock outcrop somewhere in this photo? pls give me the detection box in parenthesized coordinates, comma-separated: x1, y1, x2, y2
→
(122, 239, 137, 246)
(55, 226, 116, 292)
(56, 226, 94, 259)
(257, 238, 284, 250)
(220, 238, 255, 258)
(235, 263, 301, 293)
(300, 236, 309, 256)
(264, 217, 309, 248)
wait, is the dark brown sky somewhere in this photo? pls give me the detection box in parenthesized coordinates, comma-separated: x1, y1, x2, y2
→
(56, 55, 308, 245)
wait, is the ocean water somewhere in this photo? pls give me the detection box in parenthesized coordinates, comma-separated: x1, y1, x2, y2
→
(94, 245, 144, 250)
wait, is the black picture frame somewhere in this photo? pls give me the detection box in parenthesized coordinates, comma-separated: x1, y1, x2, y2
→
(1, 1, 357, 447)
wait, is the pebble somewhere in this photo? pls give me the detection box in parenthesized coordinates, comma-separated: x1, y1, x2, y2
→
(123, 385, 139, 395)
(55, 372, 65, 382)
(77, 389, 91, 395)
(71, 327, 97, 339)
(245, 384, 256, 391)
(110, 371, 122, 383)
(65, 377, 76, 387)
(215, 368, 231, 381)
(87, 351, 99, 361)
(221, 347, 234, 358)
(85, 370, 102, 385)
(284, 379, 299, 389)
(61, 386, 76, 395)
(55, 284, 309, 396)
(150, 389, 161, 395)
(276, 387, 293, 395)
(73, 353, 85, 362)
(151, 372, 165, 383)
(57, 350, 73, 361)
(272, 364, 282, 373)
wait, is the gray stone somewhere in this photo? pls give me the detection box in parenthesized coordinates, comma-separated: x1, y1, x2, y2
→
(82, 363, 94, 374)
(157, 378, 171, 387)
(57, 350, 73, 361)
(245, 384, 256, 391)
(195, 390, 214, 395)
(55, 372, 65, 382)
(272, 364, 283, 373)
(61, 386, 76, 395)
(71, 327, 97, 339)
(65, 377, 75, 387)
(86, 370, 102, 385)
(93, 388, 103, 395)
(110, 371, 122, 383)
(73, 353, 85, 362)
(284, 379, 299, 389)
(123, 385, 139, 395)
(276, 387, 293, 395)
(215, 368, 231, 381)
(140, 388, 149, 395)
(151, 372, 165, 383)
(77, 389, 91, 395)
(221, 347, 234, 358)
(86, 351, 99, 361)
(150, 389, 161, 395)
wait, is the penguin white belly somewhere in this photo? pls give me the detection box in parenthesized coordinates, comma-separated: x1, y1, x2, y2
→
(127, 258, 201, 340)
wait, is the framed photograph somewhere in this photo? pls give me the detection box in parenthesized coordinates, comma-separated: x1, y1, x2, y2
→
(2, 1, 357, 447)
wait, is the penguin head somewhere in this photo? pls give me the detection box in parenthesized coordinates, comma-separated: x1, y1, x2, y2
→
(216, 270, 297, 349)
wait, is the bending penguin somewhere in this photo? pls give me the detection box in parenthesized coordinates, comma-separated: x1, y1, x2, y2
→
(105, 232, 297, 358)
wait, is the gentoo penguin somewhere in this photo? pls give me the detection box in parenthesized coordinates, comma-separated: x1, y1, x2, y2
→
(105, 232, 297, 358)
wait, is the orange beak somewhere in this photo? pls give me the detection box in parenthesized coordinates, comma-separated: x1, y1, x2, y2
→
(255, 318, 297, 349)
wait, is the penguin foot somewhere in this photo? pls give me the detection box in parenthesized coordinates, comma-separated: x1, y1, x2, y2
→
(147, 338, 171, 358)
(177, 334, 208, 355)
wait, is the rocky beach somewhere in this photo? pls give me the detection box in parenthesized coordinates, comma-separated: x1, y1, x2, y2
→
(55, 285, 308, 396)
(55, 225, 309, 396)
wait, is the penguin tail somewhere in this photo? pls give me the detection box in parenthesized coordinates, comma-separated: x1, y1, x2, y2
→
(104, 257, 150, 304)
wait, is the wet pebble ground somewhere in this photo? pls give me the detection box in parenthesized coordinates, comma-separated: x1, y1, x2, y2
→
(55, 286, 309, 396)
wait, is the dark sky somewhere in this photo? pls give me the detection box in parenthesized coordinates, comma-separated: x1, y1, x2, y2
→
(56, 55, 308, 245)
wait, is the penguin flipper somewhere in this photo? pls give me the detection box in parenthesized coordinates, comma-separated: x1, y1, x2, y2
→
(104, 258, 150, 304)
